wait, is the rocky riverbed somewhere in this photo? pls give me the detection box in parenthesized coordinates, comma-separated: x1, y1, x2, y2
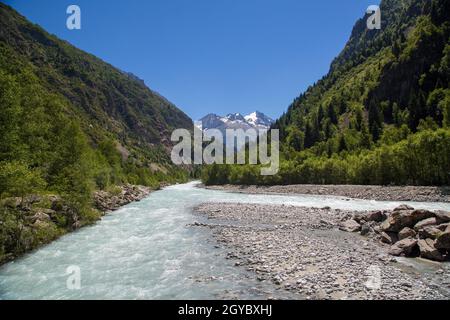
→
(193, 203, 450, 300)
(204, 184, 450, 202)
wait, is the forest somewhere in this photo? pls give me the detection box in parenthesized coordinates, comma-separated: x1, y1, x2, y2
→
(202, 0, 450, 187)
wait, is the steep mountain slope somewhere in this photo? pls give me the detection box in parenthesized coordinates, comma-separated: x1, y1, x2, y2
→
(0, 3, 192, 261)
(202, 0, 450, 186)
(0, 3, 192, 180)
(275, 0, 449, 147)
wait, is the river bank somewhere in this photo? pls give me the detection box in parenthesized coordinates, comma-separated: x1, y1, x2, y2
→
(203, 184, 450, 202)
(0, 184, 154, 265)
(194, 202, 450, 300)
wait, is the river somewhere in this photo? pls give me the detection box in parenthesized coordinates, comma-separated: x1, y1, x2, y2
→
(1, 182, 449, 300)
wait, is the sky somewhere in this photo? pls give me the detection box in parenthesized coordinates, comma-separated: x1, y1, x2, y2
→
(4, 0, 380, 120)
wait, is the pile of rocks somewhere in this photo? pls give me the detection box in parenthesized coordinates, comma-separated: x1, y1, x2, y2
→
(93, 184, 152, 212)
(339, 205, 450, 262)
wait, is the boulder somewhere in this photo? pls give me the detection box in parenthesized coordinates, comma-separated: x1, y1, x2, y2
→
(389, 238, 418, 257)
(381, 209, 435, 232)
(435, 225, 450, 250)
(380, 231, 398, 245)
(435, 211, 450, 224)
(360, 223, 371, 236)
(393, 205, 415, 212)
(398, 227, 416, 240)
(437, 223, 450, 231)
(339, 220, 361, 233)
(354, 211, 385, 223)
(3, 197, 22, 209)
(414, 217, 437, 231)
(419, 226, 443, 240)
(418, 239, 444, 262)
(31, 211, 51, 222)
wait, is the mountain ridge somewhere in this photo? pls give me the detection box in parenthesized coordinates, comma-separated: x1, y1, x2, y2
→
(197, 111, 274, 132)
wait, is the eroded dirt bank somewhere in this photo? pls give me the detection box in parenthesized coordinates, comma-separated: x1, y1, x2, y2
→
(193, 203, 450, 300)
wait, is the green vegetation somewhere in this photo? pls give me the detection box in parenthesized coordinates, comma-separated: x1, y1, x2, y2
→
(0, 4, 192, 263)
(202, 0, 450, 186)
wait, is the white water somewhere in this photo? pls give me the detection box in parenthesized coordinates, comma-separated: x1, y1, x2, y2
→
(1, 182, 449, 300)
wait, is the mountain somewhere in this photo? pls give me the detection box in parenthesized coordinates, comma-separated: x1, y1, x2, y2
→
(0, 2, 192, 180)
(202, 0, 450, 186)
(0, 3, 192, 260)
(197, 111, 273, 133)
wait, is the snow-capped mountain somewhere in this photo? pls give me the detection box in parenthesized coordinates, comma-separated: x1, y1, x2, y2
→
(197, 111, 273, 132)
(244, 111, 274, 128)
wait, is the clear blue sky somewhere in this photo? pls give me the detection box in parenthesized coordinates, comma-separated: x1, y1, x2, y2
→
(4, 0, 380, 120)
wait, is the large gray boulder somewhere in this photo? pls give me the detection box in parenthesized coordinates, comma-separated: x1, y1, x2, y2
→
(419, 226, 443, 239)
(381, 209, 435, 232)
(435, 225, 450, 250)
(398, 227, 416, 240)
(353, 211, 385, 223)
(339, 219, 361, 233)
(388, 237, 418, 257)
(435, 211, 450, 224)
(414, 217, 437, 231)
(380, 231, 398, 244)
(418, 239, 444, 262)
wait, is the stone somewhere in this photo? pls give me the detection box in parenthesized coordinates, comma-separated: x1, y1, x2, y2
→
(418, 226, 443, 240)
(414, 217, 437, 231)
(398, 227, 416, 240)
(360, 223, 371, 236)
(4, 197, 22, 208)
(393, 205, 415, 211)
(31, 212, 51, 222)
(339, 220, 361, 233)
(354, 211, 385, 223)
(435, 211, 450, 224)
(418, 239, 444, 262)
(388, 238, 418, 257)
(435, 225, 450, 250)
(380, 231, 398, 245)
(381, 209, 435, 232)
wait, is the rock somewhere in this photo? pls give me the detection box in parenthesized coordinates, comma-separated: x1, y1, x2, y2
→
(381, 209, 435, 232)
(4, 197, 22, 208)
(31, 212, 51, 222)
(339, 220, 361, 233)
(380, 231, 398, 244)
(354, 211, 385, 223)
(419, 226, 443, 240)
(435, 211, 450, 223)
(418, 239, 444, 262)
(360, 223, 371, 236)
(437, 223, 450, 231)
(435, 225, 450, 250)
(393, 205, 415, 211)
(414, 217, 437, 231)
(388, 238, 418, 257)
(72, 221, 82, 229)
(398, 227, 416, 240)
